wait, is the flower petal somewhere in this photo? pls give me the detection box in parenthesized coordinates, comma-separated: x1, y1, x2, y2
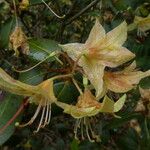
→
(98, 46, 135, 67)
(104, 68, 150, 93)
(123, 61, 136, 72)
(85, 18, 105, 47)
(100, 95, 115, 112)
(81, 58, 105, 98)
(0, 68, 36, 96)
(104, 21, 127, 47)
(55, 101, 98, 118)
(114, 94, 126, 112)
(59, 43, 85, 61)
(100, 94, 126, 113)
(38, 79, 57, 102)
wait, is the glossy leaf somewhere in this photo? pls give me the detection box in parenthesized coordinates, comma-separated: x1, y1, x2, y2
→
(0, 93, 23, 145)
(0, 17, 15, 48)
(28, 38, 61, 61)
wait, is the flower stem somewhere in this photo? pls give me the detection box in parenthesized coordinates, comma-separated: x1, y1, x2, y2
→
(72, 78, 83, 95)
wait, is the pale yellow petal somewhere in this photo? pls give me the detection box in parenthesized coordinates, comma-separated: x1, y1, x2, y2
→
(0, 68, 36, 95)
(98, 46, 135, 67)
(134, 16, 143, 24)
(104, 21, 127, 47)
(70, 107, 98, 118)
(134, 15, 150, 32)
(59, 43, 85, 62)
(104, 68, 150, 93)
(55, 101, 98, 118)
(96, 83, 107, 100)
(123, 61, 137, 72)
(100, 95, 115, 112)
(38, 79, 57, 102)
(100, 94, 126, 113)
(81, 58, 105, 98)
(85, 18, 105, 47)
(114, 94, 126, 112)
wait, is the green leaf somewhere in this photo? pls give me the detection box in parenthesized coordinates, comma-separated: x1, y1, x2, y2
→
(54, 81, 79, 104)
(0, 93, 23, 145)
(19, 68, 44, 85)
(0, 17, 15, 48)
(28, 38, 61, 62)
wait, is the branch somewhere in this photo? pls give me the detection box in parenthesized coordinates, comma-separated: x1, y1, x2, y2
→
(65, 0, 100, 25)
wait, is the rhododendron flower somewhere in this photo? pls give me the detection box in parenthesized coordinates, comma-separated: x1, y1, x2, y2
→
(60, 19, 135, 98)
(56, 89, 126, 141)
(0, 68, 56, 132)
(128, 15, 150, 36)
(104, 61, 150, 93)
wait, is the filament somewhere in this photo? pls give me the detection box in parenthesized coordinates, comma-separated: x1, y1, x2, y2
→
(19, 100, 42, 127)
(41, 101, 49, 128)
(47, 104, 51, 124)
(73, 117, 99, 142)
(34, 104, 46, 133)
(85, 118, 94, 142)
(81, 119, 85, 140)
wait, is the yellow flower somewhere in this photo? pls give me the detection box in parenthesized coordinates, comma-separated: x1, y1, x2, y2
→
(128, 14, 150, 36)
(60, 19, 135, 98)
(56, 89, 126, 141)
(0, 68, 56, 132)
(104, 61, 150, 93)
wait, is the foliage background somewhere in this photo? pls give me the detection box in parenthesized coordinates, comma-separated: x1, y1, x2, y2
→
(0, 0, 150, 149)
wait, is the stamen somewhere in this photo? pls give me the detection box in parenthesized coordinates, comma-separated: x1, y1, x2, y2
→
(74, 119, 81, 140)
(81, 119, 85, 140)
(19, 100, 42, 127)
(44, 102, 50, 125)
(88, 120, 95, 138)
(41, 101, 49, 128)
(47, 104, 51, 124)
(85, 118, 94, 142)
(73, 117, 99, 141)
(34, 104, 46, 133)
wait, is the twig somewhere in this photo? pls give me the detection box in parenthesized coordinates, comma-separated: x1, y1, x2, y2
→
(72, 78, 83, 95)
(41, 0, 65, 19)
(66, 0, 100, 25)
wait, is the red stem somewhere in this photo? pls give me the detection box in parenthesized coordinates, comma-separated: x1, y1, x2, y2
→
(0, 98, 29, 134)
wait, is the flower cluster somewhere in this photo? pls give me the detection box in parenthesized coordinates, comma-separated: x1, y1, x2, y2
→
(0, 19, 150, 142)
